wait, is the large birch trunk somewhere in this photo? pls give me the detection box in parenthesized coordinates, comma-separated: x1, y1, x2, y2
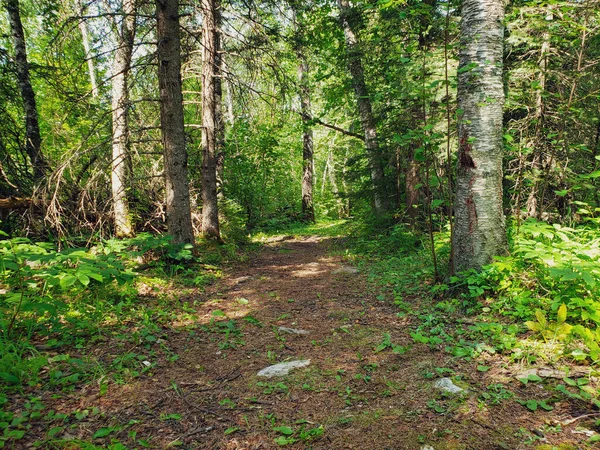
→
(110, 0, 136, 238)
(338, 0, 387, 215)
(156, 0, 194, 244)
(5, 0, 47, 181)
(452, 0, 507, 273)
(201, 0, 221, 239)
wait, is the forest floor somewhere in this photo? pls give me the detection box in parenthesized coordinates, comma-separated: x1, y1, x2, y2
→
(7, 232, 599, 449)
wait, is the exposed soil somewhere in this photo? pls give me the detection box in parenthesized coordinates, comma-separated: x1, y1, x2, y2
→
(13, 236, 597, 449)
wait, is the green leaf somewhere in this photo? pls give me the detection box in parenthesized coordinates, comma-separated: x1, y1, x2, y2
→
(273, 426, 294, 435)
(527, 374, 542, 382)
(93, 427, 116, 439)
(47, 427, 63, 438)
(59, 274, 77, 289)
(477, 365, 490, 372)
(274, 436, 294, 445)
(212, 310, 226, 317)
(76, 273, 90, 286)
(588, 434, 600, 443)
(538, 401, 554, 411)
(224, 427, 239, 435)
(557, 304, 567, 324)
(525, 400, 538, 411)
(555, 190, 568, 197)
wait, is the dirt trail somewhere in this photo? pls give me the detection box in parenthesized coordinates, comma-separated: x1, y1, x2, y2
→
(89, 236, 582, 449)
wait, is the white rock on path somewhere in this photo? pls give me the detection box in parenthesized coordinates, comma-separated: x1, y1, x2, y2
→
(257, 360, 311, 378)
(278, 326, 309, 335)
(421, 446, 435, 450)
(434, 377, 464, 394)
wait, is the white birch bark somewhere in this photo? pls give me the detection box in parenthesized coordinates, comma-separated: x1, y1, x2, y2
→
(452, 0, 507, 272)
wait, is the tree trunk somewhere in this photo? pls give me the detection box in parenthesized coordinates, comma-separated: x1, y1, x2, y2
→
(405, 148, 420, 223)
(215, 8, 225, 201)
(156, 0, 194, 244)
(201, 0, 221, 239)
(526, 10, 552, 219)
(110, 0, 136, 238)
(77, 0, 99, 98)
(5, 0, 47, 181)
(337, 0, 387, 215)
(452, 0, 507, 273)
(297, 53, 315, 223)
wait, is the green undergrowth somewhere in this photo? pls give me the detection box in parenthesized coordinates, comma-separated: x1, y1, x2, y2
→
(333, 217, 600, 444)
(0, 231, 245, 446)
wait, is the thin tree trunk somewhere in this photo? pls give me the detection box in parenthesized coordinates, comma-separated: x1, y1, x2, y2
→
(78, 0, 99, 98)
(110, 0, 136, 237)
(215, 15, 225, 201)
(526, 10, 552, 218)
(297, 52, 315, 223)
(405, 147, 420, 223)
(5, 0, 47, 181)
(156, 0, 194, 244)
(452, 0, 507, 273)
(201, 0, 220, 239)
(338, 0, 387, 215)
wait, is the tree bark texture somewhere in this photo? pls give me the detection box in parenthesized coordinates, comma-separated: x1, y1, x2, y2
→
(110, 0, 136, 237)
(452, 0, 507, 273)
(214, 7, 225, 201)
(78, 0, 99, 98)
(5, 0, 47, 181)
(526, 10, 552, 219)
(201, 0, 221, 239)
(338, 0, 387, 215)
(297, 53, 315, 223)
(156, 0, 194, 244)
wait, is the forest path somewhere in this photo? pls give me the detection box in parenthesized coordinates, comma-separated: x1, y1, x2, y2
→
(96, 236, 548, 449)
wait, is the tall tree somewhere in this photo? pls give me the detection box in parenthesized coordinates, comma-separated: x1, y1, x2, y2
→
(110, 0, 136, 237)
(4, 0, 48, 181)
(298, 53, 315, 223)
(292, 4, 315, 223)
(201, 0, 221, 239)
(156, 0, 194, 244)
(452, 0, 507, 273)
(338, 0, 387, 215)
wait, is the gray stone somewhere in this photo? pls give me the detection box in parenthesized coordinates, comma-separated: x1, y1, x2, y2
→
(434, 377, 464, 394)
(257, 360, 311, 378)
(278, 326, 309, 335)
(333, 266, 359, 275)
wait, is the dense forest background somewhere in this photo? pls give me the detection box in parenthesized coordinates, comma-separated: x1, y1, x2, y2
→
(2, 0, 600, 448)
(1, 0, 597, 247)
